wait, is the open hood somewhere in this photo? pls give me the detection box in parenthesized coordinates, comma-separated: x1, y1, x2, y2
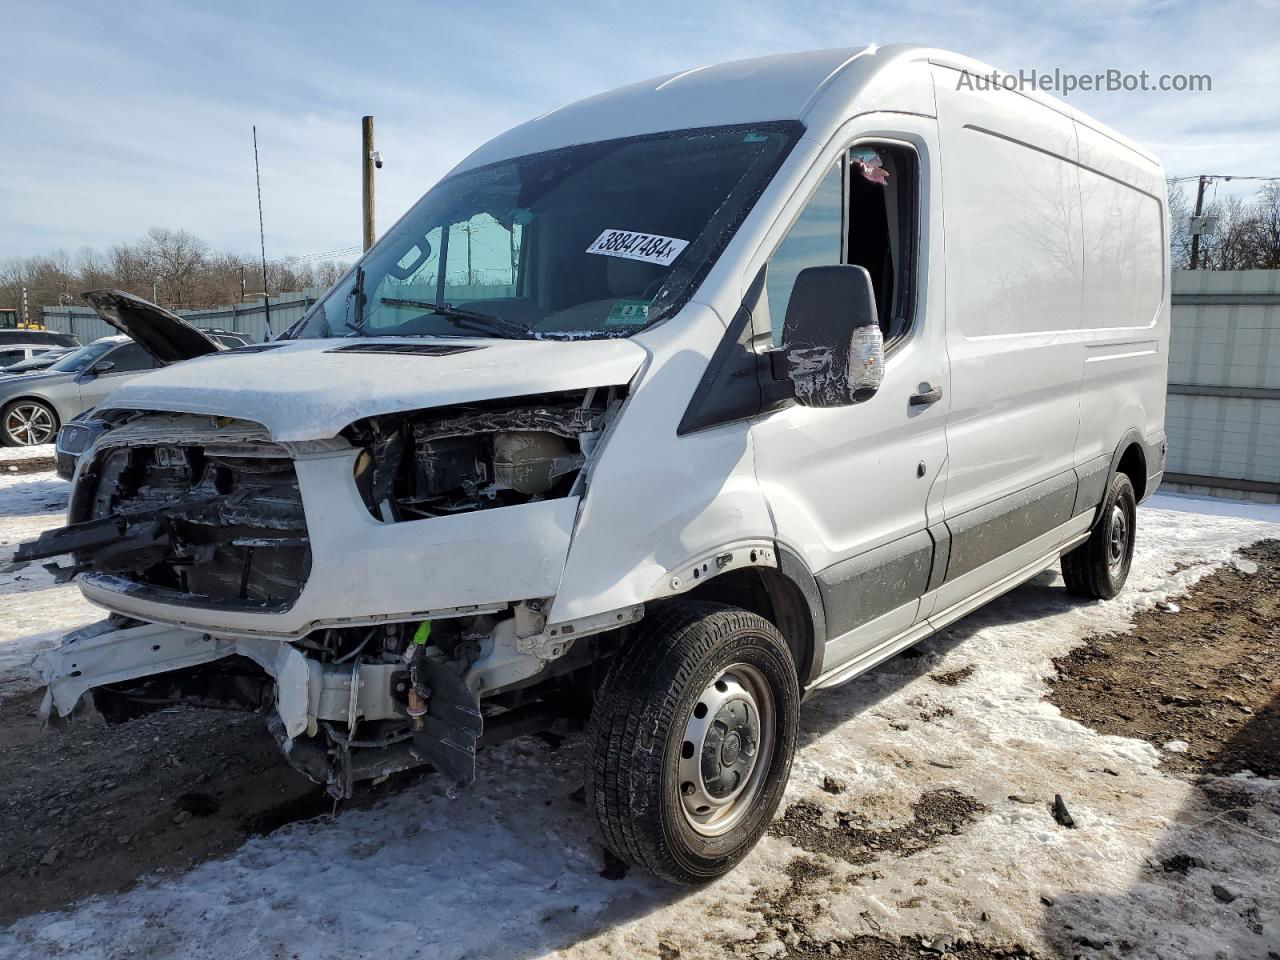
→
(82, 289, 223, 365)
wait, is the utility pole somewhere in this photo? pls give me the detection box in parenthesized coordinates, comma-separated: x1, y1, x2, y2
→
(1189, 175, 1208, 270)
(362, 116, 376, 251)
(465, 222, 474, 285)
(20, 285, 28, 327)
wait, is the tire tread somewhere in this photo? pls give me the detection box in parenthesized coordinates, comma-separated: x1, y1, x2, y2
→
(1061, 472, 1135, 600)
(586, 601, 796, 884)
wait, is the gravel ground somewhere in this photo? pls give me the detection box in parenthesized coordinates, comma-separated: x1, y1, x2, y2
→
(0, 474, 1277, 960)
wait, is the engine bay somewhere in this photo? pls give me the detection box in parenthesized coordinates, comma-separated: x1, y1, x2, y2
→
(346, 387, 622, 522)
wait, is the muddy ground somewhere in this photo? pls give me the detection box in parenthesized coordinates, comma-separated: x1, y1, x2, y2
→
(1049, 539, 1280, 781)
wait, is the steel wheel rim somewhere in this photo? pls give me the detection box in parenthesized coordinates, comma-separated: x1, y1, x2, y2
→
(4, 404, 54, 445)
(1107, 503, 1130, 575)
(677, 662, 775, 837)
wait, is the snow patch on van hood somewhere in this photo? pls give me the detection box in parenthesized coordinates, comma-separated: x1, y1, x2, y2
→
(97, 337, 648, 441)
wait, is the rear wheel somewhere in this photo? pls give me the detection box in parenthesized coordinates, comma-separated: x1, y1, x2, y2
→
(1, 399, 58, 446)
(586, 602, 799, 884)
(1061, 472, 1136, 600)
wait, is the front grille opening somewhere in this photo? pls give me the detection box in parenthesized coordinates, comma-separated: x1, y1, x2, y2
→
(80, 443, 311, 610)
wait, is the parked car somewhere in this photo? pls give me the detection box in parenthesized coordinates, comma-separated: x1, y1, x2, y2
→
(22, 46, 1167, 884)
(50, 329, 250, 473)
(0, 347, 76, 376)
(0, 328, 79, 348)
(0, 343, 68, 372)
(0, 321, 249, 447)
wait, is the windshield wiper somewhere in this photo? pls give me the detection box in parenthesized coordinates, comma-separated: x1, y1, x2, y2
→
(379, 298, 534, 339)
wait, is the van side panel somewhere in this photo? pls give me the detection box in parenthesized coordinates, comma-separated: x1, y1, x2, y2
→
(548, 304, 777, 625)
(929, 68, 1085, 596)
(1073, 122, 1169, 489)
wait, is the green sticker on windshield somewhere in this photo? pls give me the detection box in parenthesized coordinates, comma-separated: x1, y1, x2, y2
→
(605, 300, 650, 326)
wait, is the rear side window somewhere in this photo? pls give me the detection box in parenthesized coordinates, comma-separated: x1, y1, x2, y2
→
(0, 348, 25, 367)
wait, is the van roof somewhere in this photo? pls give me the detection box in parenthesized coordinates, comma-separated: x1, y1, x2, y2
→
(453, 45, 1157, 174)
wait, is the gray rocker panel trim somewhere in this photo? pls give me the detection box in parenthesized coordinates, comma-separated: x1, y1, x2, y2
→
(815, 530, 933, 639)
(943, 471, 1078, 583)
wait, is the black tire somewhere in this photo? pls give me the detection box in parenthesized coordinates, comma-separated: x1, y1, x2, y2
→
(1, 398, 59, 447)
(1061, 472, 1137, 600)
(586, 601, 799, 885)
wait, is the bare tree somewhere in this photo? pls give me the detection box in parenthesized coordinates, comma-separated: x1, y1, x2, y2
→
(1247, 182, 1280, 269)
(142, 228, 209, 308)
(1167, 182, 1193, 270)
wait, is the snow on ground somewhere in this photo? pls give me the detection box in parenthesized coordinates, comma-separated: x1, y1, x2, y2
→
(0, 469, 98, 702)
(0, 484, 1277, 959)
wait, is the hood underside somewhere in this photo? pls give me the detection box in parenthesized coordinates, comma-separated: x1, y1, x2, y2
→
(97, 336, 648, 441)
(83, 290, 222, 364)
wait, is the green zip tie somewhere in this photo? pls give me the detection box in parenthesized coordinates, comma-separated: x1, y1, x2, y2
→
(412, 621, 432, 645)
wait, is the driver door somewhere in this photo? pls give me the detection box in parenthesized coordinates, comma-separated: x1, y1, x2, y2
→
(75, 342, 157, 415)
(749, 121, 950, 677)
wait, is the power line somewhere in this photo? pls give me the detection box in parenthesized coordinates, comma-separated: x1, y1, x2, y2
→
(1168, 175, 1280, 184)
(267, 245, 362, 265)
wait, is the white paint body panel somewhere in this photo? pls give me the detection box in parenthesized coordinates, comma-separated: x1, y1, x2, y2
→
(931, 66, 1086, 517)
(1074, 122, 1170, 466)
(550, 306, 775, 623)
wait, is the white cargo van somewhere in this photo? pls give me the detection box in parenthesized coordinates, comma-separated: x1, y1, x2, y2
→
(22, 45, 1167, 883)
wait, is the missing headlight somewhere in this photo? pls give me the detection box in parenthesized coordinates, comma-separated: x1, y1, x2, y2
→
(347, 387, 623, 522)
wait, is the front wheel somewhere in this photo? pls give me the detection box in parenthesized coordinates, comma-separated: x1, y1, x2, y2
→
(1, 399, 58, 446)
(586, 602, 799, 884)
(1061, 472, 1137, 600)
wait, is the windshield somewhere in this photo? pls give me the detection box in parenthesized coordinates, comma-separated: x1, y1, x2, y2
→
(287, 123, 799, 341)
(6, 352, 64, 372)
(48, 341, 113, 373)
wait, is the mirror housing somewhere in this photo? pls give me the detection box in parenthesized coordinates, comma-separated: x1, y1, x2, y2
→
(782, 265, 884, 407)
(89, 360, 115, 375)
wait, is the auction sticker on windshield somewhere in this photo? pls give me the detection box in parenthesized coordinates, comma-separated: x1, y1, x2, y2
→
(585, 229, 688, 266)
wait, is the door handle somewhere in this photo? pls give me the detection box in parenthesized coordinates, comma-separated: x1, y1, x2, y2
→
(909, 384, 944, 406)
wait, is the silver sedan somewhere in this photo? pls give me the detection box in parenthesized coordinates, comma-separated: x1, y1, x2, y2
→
(0, 336, 158, 446)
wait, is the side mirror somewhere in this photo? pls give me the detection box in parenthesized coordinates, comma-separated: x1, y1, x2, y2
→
(89, 360, 115, 375)
(782, 265, 884, 407)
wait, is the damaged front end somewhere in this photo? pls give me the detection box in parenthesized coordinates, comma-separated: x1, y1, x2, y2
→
(21, 413, 310, 609)
(345, 390, 613, 523)
(38, 602, 638, 797)
(26, 386, 637, 795)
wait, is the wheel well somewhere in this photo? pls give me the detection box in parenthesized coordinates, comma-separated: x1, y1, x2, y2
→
(1, 396, 61, 429)
(680, 567, 816, 682)
(1117, 442, 1147, 501)
(2, 395, 58, 415)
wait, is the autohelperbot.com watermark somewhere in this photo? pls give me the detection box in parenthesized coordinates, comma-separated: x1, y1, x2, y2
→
(956, 67, 1211, 96)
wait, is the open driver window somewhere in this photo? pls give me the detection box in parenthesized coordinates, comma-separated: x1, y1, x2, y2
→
(759, 141, 918, 349)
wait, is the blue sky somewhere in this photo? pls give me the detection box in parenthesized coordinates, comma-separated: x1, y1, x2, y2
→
(2, 0, 1277, 261)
